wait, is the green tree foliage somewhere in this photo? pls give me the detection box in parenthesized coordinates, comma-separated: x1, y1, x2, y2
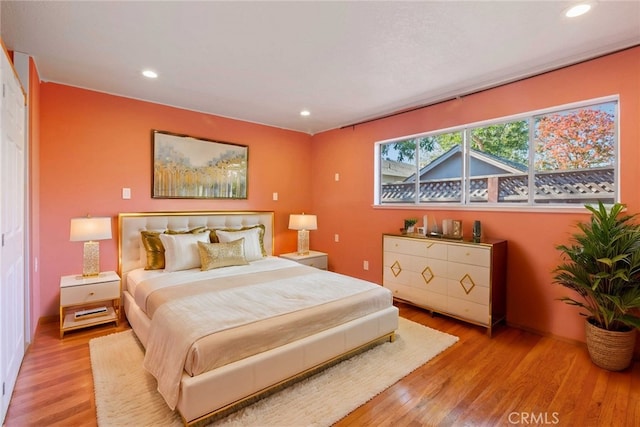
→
(535, 109, 615, 171)
(470, 121, 528, 165)
(380, 106, 614, 172)
(381, 122, 528, 166)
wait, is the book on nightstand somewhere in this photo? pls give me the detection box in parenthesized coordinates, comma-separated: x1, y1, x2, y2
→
(74, 306, 108, 321)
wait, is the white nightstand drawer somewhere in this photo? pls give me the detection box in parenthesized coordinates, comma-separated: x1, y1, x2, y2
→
(297, 256, 328, 270)
(280, 250, 328, 270)
(60, 279, 120, 306)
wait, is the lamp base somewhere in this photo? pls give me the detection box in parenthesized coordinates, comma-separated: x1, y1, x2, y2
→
(297, 229, 310, 255)
(82, 241, 101, 277)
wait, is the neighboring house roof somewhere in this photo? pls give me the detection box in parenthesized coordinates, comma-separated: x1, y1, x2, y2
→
(381, 159, 415, 182)
(405, 145, 525, 183)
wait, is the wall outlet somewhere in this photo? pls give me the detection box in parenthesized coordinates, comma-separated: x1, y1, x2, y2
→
(335, 173, 340, 181)
(272, 192, 278, 201)
(363, 260, 369, 270)
(122, 188, 131, 199)
(334, 234, 339, 242)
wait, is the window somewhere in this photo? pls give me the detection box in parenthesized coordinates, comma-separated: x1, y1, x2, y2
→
(376, 98, 618, 207)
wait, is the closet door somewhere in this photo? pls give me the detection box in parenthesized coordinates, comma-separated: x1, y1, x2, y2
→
(0, 45, 26, 423)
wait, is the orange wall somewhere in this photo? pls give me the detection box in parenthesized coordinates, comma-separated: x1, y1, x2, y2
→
(39, 85, 312, 316)
(36, 47, 639, 344)
(29, 57, 41, 335)
(309, 47, 640, 342)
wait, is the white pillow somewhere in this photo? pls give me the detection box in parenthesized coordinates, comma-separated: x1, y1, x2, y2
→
(159, 232, 210, 272)
(215, 227, 264, 261)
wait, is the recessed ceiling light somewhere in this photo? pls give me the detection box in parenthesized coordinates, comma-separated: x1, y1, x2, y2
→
(300, 110, 311, 117)
(565, 3, 592, 18)
(142, 70, 158, 79)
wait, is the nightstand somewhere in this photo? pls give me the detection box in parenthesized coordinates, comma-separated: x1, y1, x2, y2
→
(280, 250, 328, 270)
(59, 271, 121, 338)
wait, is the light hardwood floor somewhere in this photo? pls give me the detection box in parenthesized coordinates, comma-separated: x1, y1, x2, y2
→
(5, 302, 639, 427)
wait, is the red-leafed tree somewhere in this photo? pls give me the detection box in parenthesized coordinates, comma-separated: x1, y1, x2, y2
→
(535, 109, 615, 171)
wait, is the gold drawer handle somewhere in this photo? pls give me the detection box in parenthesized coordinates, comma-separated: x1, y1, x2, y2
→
(390, 261, 402, 277)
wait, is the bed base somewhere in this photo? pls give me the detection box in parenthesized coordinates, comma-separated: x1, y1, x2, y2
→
(184, 329, 396, 427)
(124, 291, 398, 425)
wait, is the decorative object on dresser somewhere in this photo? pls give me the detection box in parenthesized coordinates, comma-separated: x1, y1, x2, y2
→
(473, 220, 482, 243)
(69, 216, 112, 277)
(383, 234, 507, 336)
(403, 218, 418, 234)
(280, 250, 328, 270)
(553, 201, 640, 371)
(59, 271, 121, 338)
(288, 213, 317, 255)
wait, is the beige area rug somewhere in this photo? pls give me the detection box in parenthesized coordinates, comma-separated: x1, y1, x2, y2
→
(90, 317, 458, 427)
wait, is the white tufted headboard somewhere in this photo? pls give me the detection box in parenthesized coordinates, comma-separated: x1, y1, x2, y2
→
(118, 211, 274, 282)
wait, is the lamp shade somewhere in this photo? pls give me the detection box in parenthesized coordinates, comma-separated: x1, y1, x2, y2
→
(70, 217, 112, 242)
(288, 214, 317, 231)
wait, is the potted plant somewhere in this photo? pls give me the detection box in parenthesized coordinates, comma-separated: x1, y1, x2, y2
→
(553, 201, 640, 370)
(404, 218, 418, 233)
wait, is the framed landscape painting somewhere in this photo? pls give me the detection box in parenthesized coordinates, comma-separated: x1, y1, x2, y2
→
(152, 130, 248, 199)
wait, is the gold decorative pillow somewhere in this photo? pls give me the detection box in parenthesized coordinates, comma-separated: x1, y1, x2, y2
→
(198, 239, 249, 271)
(209, 225, 266, 256)
(166, 226, 207, 235)
(140, 231, 165, 270)
(140, 227, 208, 270)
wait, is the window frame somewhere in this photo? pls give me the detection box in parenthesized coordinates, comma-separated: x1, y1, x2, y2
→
(374, 95, 619, 212)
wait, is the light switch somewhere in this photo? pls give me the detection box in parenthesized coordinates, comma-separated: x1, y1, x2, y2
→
(122, 188, 131, 199)
(273, 192, 278, 201)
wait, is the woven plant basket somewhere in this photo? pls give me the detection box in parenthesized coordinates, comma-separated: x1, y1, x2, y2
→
(585, 319, 637, 371)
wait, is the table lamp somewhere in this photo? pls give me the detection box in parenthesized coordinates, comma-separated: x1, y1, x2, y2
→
(288, 213, 317, 255)
(70, 216, 112, 277)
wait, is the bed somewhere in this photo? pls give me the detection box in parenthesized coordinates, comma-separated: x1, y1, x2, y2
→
(118, 211, 399, 425)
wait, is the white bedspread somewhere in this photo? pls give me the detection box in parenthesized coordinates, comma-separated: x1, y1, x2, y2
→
(139, 259, 393, 409)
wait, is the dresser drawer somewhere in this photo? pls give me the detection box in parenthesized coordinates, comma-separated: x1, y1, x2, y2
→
(60, 280, 120, 306)
(446, 262, 490, 288)
(447, 297, 490, 326)
(447, 278, 490, 305)
(384, 236, 448, 260)
(447, 244, 490, 267)
(384, 237, 429, 257)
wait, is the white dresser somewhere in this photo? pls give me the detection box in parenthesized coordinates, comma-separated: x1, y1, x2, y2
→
(383, 234, 507, 336)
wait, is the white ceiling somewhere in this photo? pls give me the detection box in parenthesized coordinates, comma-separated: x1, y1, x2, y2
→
(2, 1, 639, 135)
